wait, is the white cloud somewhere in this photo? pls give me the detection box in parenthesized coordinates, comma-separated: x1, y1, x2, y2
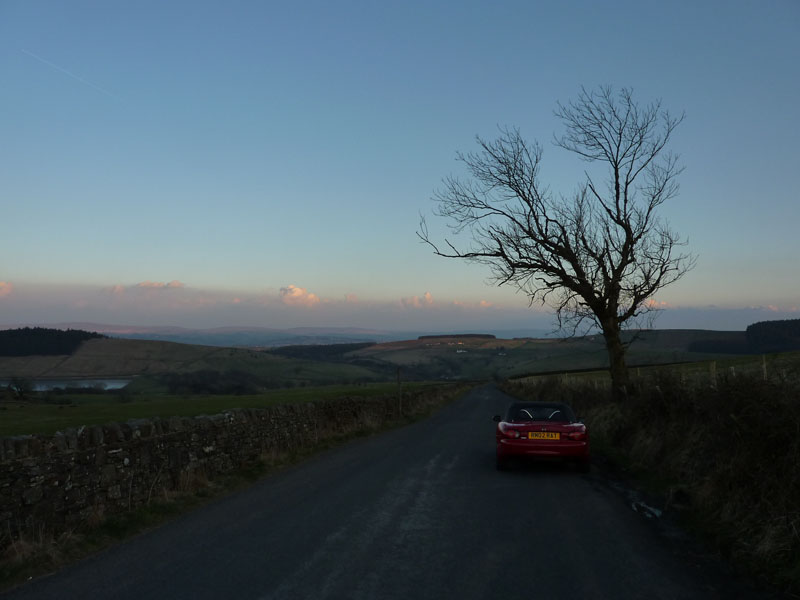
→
(280, 284, 320, 307)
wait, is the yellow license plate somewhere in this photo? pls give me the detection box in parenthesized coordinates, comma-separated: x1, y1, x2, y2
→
(529, 432, 560, 440)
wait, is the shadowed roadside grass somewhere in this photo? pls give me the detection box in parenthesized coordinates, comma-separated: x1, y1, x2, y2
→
(502, 364, 800, 595)
(0, 382, 440, 437)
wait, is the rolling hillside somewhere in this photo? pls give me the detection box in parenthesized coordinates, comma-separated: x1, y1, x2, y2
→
(0, 328, 758, 388)
(0, 338, 381, 389)
(344, 329, 750, 381)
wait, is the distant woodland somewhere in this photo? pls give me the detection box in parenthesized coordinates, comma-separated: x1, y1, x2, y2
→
(746, 319, 800, 353)
(157, 369, 268, 395)
(0, 321, 798, 362)
(685, 319, 800, 354)
(0, 327, 105, 356)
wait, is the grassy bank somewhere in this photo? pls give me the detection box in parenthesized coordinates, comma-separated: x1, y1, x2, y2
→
(0, 382, 441, 437)
(502, 362, 800, 593)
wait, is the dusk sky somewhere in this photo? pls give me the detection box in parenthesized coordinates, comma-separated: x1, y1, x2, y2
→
(2, 0, 798, 333)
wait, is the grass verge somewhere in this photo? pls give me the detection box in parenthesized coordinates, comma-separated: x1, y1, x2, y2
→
(0, 382, 440, 437)
(502, 368, 800, 595)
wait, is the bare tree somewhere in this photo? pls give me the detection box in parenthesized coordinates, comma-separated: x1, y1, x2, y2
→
(419, 86, 696, 400)
(8, 377, 33, 401)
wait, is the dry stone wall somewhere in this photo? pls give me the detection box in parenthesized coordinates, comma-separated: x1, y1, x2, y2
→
(0, 388, 452, 542)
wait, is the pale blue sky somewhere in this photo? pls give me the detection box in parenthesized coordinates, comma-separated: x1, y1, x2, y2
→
(1, 0, 798, 331)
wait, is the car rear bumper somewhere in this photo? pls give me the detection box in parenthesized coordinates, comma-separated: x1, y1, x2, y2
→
(497, 438, 589, 460)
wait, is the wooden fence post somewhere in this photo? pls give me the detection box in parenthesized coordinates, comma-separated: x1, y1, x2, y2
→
(397, 367, 402, 417)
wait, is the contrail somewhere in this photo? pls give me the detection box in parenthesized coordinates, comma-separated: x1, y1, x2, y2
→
(21, 48, 119, 99)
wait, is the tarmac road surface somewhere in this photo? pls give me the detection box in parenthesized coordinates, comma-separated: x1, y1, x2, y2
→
(2, 385, 785, 599)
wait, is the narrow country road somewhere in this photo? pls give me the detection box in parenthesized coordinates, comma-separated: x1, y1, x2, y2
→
(2, 386, 781, 599)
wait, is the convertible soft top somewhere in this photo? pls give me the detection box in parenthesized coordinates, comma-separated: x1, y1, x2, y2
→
(505, 402, 577, 423)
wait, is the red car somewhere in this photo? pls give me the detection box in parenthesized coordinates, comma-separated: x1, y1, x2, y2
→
(493, 401, 589, 471)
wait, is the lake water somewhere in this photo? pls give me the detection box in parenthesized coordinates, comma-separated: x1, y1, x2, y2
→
(0, 379, 132, 391)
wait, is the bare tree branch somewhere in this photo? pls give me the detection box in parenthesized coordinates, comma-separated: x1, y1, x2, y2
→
(418, 87, 696, 400)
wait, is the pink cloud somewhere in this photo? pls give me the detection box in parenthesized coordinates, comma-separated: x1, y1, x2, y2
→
(645, 299, 672, 309)
(451, 298, 494, 310)
(401, 291, 434, 309)
(280, 284, 320, 307)
(99, 281, 226, 312)
(0, 281, 12, 298)
(345, 293, 359, 304)
(136, 280, 185, 289)
(755, 304, 800, 313)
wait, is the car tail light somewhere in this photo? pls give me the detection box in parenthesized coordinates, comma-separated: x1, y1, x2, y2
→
(498, 423, 520, 439)
(565, 428, 587, 441)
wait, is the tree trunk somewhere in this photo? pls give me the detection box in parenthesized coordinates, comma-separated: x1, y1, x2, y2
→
(602, 323, 630, 402)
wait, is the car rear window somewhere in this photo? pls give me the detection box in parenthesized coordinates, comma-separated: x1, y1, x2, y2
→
(507, 404, 575, 422)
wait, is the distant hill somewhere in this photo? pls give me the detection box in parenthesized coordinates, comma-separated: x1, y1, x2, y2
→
(418, 334, 496, 340)
(0, 338, 384, 390)
(625, 329, 749, 354)
(2, 323, 400, 348)
(271, 342, 376, 361)
(0, 323, 556, 347)
(0, 327, 105, 357)
(1, 326, 790, 389)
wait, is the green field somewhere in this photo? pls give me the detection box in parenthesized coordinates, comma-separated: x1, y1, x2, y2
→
(0, 382, 435, 437)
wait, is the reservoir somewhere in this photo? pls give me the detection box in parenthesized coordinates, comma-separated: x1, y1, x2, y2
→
(0, 378, 131, 391)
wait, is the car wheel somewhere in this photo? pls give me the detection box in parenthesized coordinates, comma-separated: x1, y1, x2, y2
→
(576, 458, 591, 473)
